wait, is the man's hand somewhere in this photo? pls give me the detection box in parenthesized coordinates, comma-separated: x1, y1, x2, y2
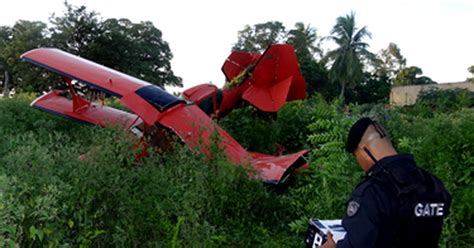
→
(319, 232, 336, 248)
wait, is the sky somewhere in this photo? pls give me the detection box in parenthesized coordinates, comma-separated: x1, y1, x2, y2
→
(1, 0, 473, 91)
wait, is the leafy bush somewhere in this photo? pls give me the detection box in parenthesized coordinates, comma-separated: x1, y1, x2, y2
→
(1, 94, 473, 247)
(0, 97, 298, 247)
(287, 97, 363, 233)
(417, 87, 474, 112)
(381, 108, 474, 247)
(219, 99, 315, 154)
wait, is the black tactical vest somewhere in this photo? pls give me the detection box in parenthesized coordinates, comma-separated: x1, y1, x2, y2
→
(369, 155, 451, 248)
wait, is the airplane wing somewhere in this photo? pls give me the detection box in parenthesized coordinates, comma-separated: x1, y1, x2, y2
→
(21, 48, 185, 125)
(31, 90, 141, 129)
(21, 48, 150, 96)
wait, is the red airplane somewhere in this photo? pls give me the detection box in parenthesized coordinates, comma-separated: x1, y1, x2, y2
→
(21, 44, 307, 185)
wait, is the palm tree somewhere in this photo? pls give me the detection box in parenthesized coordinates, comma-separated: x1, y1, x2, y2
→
(326, 12, 374, 98)
(287, 22, 321, 60)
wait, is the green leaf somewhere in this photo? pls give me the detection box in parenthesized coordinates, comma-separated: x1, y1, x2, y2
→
(29, 226, 37, 240)
(37, 229, 44, 241)
(67, 220, 74, 228)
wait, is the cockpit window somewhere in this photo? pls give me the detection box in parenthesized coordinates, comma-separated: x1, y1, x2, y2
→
(135, 85, 185, 112)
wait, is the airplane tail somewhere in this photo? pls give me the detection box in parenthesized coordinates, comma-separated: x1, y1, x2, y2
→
(221, 44, 306, 112)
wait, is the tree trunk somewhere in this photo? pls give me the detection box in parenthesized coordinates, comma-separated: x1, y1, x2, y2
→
(3, 70, 9, 97)
(339, 81, 346, 99)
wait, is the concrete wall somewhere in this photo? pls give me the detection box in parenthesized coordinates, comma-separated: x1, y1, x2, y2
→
(390, 81, 474, 106)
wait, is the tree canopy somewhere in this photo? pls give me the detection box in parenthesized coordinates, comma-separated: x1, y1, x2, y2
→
(232, 21, 286, 53)
(286, 22, 321, 60)
(393, 66, 436, 86)
(0, 20, 53, 92)
(373, 42, 406, 79)
(0, 2, 181, 93)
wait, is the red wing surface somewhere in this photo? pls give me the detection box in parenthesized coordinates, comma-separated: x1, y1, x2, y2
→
(21, 48, 185, 125)
(222, 51, 260, 81)
(21, 48, 150, 96)
(32, 90, 141, 128)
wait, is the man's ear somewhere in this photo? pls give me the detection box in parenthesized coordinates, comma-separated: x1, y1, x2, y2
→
(353, 144, 371, 170)
(361, 144, 379, 165)
(357, 143, 368, 154)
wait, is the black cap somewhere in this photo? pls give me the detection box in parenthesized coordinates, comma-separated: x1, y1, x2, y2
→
(346, 117, 375, 153)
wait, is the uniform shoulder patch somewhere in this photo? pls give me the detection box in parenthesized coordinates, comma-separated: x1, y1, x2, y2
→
(347, 201, 360, 217)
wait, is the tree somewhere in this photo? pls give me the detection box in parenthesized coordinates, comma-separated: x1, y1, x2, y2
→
(299, 56, 332, 97)
(0, 2, 182, 92)
(286, 22, 329, 97)
(50, 2, 181, 87)
(393, 66, 436, 86)
(326, 12, 375, 99)
(0, 26, 11, 48)
(346, 73, 391, 104)
(373, 42, 406, 79)
(0, 26, 12, 95)
(0, 20, 55, 92)
(49, 1, 102, 55)
(232, 21, 286, 53)
(286, 22, 321, 60)
(86, 19, 182, 87)
(468, 65, 474, 82)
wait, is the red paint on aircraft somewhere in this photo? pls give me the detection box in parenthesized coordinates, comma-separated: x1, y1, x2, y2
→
(21, 47, 308, 185)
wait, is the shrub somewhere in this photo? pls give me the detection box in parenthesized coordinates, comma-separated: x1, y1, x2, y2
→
(1, 94, 473, 247)
(218, 99, 316, 154)
(0, 98, 298, 247)
(287, 97, 362, 234)
(417, 87, 474, 112)
(382, 109, 474, 247)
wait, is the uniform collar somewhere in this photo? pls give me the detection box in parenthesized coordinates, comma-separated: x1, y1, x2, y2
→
(366, 153, 415, 177)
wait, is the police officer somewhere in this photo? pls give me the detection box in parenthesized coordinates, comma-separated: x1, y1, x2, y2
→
(320, 117, 451, 248)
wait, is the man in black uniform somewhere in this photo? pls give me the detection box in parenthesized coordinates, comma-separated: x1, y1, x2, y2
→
(320, 117, 451, 248)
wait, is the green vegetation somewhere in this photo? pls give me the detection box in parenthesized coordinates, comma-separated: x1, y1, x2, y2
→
(231, 15, 436, 104)
(0, 2, 472, 247)
(468, 65, 474, 82)
(1, 94, 472, 247)
(0, 96, 297, 247)
(416, 87, 474, 112)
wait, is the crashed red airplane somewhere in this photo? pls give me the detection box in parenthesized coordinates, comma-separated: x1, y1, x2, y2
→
(21, 44, 308, 185)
